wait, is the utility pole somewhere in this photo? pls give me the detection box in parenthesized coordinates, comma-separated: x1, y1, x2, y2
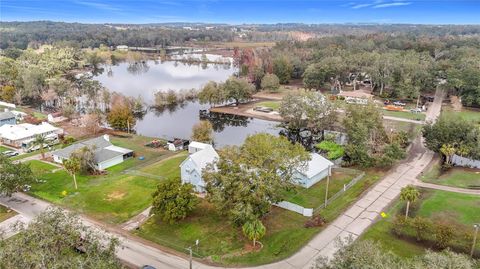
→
(324, 172, 330, 208)
(471, 224, 479, 258)
(188, 246, 193, 269)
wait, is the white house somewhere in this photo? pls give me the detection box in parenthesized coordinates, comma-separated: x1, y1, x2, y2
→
(0, 122, 63, 149)
(180, 143, 219, 192)
(294, 153, 334, 188)
(52, 135, 133, 170)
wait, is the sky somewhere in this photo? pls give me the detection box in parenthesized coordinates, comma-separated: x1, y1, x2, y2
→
(1, 0, 479, 25)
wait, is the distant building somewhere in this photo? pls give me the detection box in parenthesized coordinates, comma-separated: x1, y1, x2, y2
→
(116, 45, 129, 51)
(294, 153, 334, 188)
(0, 122, 63, 149)
(52, 135, 133, 170)
(180, 142, 218, 192)
(0, 111, 16, 127)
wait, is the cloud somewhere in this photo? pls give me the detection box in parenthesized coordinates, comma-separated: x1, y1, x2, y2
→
(74, 1, 122, 12)
(373, 2, 412, 8)
(348, 1, 411, 9)
(352, 3, 373, 9)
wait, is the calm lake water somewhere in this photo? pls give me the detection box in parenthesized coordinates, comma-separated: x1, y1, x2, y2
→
(94, 60, 282, 146)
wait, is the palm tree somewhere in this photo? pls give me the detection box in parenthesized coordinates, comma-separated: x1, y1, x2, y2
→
(33, 134, 47, 159)
(440, 144, 456, 165)
(63, 157, 80, 190)
(400, 185, 420, 219)
(242, 219, 266, 247)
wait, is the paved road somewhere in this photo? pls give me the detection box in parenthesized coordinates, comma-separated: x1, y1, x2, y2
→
(414, 181, 480, 195)
(382, 115, 424, 124)
(0, 88, 446, 269)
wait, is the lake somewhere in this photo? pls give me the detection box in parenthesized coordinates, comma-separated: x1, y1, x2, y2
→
(94, 60, 282, 146)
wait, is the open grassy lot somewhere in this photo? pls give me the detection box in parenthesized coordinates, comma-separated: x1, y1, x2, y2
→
(0, 205, 17, 222)
(0, 146, 11, 153)
(361, 188, 480, 258)
(442, 106, 480, 124)
(135, 200, 321, 265)
(420, 162, 480, 188)
(29, 141, 186, 224)
(416, 189, 480, 225)
(283, 168, 362, 208)
(256, 101, 281, 111)
(135, 168, 385, 266)
(382, 110, 426, 121)
(26, 160, 58, 174)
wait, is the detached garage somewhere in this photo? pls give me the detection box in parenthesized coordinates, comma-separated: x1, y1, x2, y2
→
(52, 135, 133, 170)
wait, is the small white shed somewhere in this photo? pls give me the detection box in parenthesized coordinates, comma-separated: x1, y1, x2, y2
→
(294, 153, 334, 188)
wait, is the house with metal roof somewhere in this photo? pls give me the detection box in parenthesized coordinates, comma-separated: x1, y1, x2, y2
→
(180, 143, 219, 192)
(0, 111, 16, 127)
(0, 122, 63, 149)
(294, 153, 334, 188)
(52, 135, 133, 170)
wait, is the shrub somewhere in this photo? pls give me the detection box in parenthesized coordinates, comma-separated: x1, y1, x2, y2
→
(412, 216, 432, 241)
(435, 223, 454, 249)
(316, 141, 345, 160)
(304, 215, 326, 228)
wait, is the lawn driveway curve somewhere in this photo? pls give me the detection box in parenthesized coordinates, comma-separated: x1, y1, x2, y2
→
(0, 88, 448, 269)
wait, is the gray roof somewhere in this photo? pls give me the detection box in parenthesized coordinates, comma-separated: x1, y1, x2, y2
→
(53, 136, 132, 164)
(0, 111, 16, 121)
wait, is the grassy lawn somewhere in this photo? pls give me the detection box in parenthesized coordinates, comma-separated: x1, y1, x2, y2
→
(26, 160, 58, 174)
(33, 111, 47, 120)
(361, 202, 426, 258)
(361, 188, 480, 258)
(442, 106, 480, 124)
(283, 168, 362, 208)
(416, 189, 480, 225)
(135, 168, 385, 266)
(0, 205, 17, 222)
(29, 137, 186, 224)
(0, 146, 11, 153)
(382, 110, 426, 121)
(256, 101, 281, 111)
(420, 162, 480, 188)
(135, 200, 321, 265)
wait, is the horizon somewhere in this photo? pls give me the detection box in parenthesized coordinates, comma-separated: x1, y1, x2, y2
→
(1, 0, 480, 25)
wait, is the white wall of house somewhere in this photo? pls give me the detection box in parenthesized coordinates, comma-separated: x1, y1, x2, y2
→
(97, 155, 124, 170)
(294, 167, 331, 188)
(180, 158, 205, 192)
(53, 155, 64, 164)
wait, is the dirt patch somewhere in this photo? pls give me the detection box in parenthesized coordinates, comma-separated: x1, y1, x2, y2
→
(450, 95, 462, 111)
(105, 190, 127, 201)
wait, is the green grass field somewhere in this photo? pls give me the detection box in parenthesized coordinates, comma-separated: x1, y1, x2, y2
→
(29, 139, 186, 224)
(26, 160, 58, 174)
(361, 188, 480, 258)
(0, 205, 17, 222)
(0, 146, 11, 153)
(420, 163, 480, 188)
(382, 110, 426, 121)
(135, 168, 385, 266)
(283, 168, 362, 208)
(416, 189, 480, 225)
(442, 106, 480, 124)
(256, 101, 281, 111)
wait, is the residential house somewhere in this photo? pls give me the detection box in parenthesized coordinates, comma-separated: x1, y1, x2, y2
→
(180, 142, 219, 192)
(0, 111, 16, 127)
(0, 122, 63, 149)
(294, 153, 334, 188)
(52, 135, 133, 170)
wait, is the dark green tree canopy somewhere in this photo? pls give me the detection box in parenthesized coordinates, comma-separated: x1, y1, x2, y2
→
(0, 208, 124, 268)
(151, 179, 198, 224)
